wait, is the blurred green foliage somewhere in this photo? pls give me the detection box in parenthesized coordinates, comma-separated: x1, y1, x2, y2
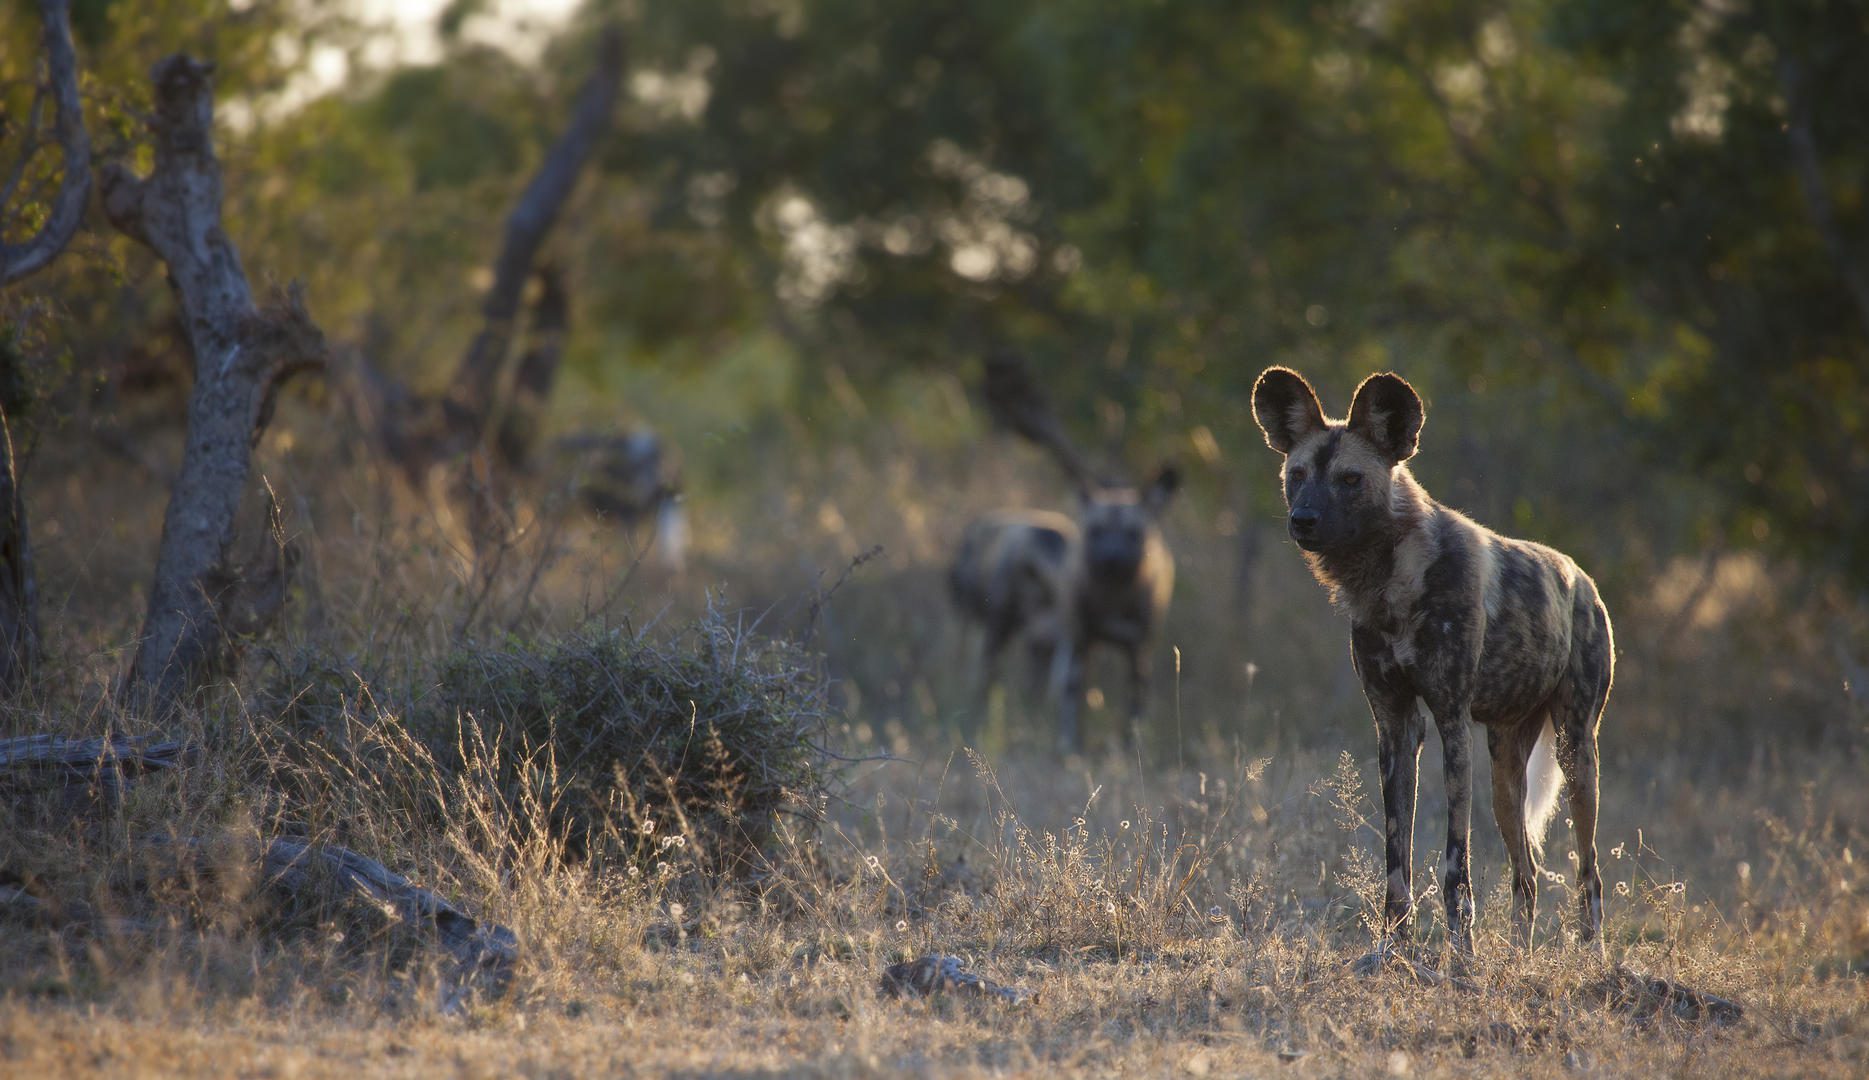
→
(4, 0, 1867, 584)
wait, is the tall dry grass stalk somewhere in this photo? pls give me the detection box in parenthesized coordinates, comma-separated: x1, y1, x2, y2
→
(0, 428, 1861, 1074)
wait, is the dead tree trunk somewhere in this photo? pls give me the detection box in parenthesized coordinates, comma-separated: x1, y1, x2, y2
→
(446, 29, 622, 441)
(101, 56, 325, 712)
(0, 0, 91, 287)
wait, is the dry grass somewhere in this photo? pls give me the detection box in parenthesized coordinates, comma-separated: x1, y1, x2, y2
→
(1, 425, 1865, 1077)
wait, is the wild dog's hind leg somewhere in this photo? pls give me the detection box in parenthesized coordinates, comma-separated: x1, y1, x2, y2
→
(1553, 592, 1613, 951)
(1487, 718, 1545, 948)
(1025, 639, 1056, 699)
(1429, 702, 1477, 956)
(974, 621, 1014, 713)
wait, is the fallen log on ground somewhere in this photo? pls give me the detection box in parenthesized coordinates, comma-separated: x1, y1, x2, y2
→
(0, 734, 516, 1013)
(257, 836, 517, 1012)
(0, 733, 197, 807)
(0, 733, 195, 783)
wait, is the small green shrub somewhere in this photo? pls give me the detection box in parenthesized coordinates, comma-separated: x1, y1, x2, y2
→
(258, 607, 840, 872)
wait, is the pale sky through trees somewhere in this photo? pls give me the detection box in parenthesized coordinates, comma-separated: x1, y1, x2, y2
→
(303, 0, 581, 97)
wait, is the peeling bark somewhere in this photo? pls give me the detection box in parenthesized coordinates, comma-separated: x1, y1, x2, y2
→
(0, 0, 91, 287)
(100, 56, 325, 711)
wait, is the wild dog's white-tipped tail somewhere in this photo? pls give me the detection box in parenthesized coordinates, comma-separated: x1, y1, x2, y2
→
(1525, 719, 1562, 860)
(653, 499, 689, 573)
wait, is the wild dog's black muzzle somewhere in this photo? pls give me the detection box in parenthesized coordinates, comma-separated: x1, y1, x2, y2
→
(1289, 507, 1321, 545)
(1089, 551, 1141, 583)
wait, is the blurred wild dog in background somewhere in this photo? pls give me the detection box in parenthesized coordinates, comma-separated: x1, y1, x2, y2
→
(552, 431, 688, 573)
(948, 507, 1077, 704)
(949, 351, 1179, 751)
(1053, 464, 1178, 750)
(1251, 367, 1612, 957)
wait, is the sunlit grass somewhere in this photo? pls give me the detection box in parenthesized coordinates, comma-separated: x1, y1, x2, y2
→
(0, 434, 1864, 1076)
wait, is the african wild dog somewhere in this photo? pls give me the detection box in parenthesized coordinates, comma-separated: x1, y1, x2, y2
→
(1251, 368, 1611, 955)
(950, 508, 1078, 706)
(950, 466, 1179, 751)
(1055, 467, 1179, 751)
(553, 431, 687, 572)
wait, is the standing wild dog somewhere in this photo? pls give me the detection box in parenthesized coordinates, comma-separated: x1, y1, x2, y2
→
(949, 508, 1079, 705)
(1251, 368, 1612, 955)
(1055, 467, 1179, 751)
(950, 466, 1179, 751)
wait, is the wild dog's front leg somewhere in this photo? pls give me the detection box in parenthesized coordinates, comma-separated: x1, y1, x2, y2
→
(1124, 643, 1152, 746)
(1052, 638, 1085, 753)
(1354, 628, 1424, 945)
(1431, 703, 1477, 956)
(1375, 705, 1426, 941)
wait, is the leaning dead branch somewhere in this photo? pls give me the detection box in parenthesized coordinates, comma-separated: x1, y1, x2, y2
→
(446, 28, 623, 439)
(375, 27, 626, 487)
(100, 56, 326, 711)
(493, 263, 570, 473)
(981, 348, 1097, 490)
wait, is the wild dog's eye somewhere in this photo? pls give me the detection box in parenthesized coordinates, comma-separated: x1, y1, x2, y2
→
(1288, 467, 1307, 483)
(1337, 472, 1362, 488)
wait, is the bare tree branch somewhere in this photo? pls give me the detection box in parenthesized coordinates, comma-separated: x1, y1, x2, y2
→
(362, 24, 626, 542)
(0, 0, 91, 287)
(0, 80, 48, 213)
(0, 735, 516, 1014)
(101, 56, 326, 711)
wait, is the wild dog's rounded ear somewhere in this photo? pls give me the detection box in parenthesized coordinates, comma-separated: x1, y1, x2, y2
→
(1142, 462, 1180, 515)
(1251, 367, 1326, 455)
(1347, 372, 1424, 463)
